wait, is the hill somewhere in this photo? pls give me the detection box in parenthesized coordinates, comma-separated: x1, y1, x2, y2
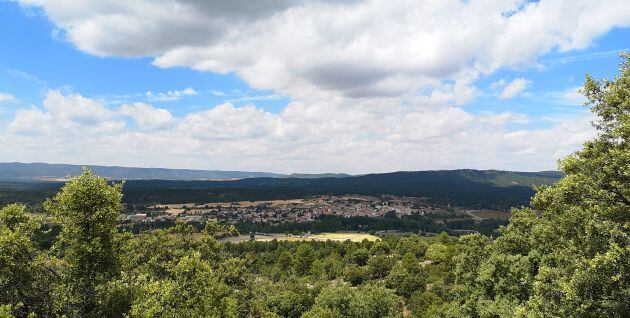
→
(286, 173, 353, 178)
(0, 169, 563, 210)
(0, 162, 283, 180)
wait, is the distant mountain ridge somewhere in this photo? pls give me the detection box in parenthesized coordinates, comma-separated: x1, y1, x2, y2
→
(287, 173, 353, 179)
(0, 162, 284, 180)
(0, 162, 563, 187)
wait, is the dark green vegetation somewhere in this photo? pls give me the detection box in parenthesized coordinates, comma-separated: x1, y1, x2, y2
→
(125, 214, 507, 238)
(1, 56, 628, 317)
(0, 169, 562, 211)
(0, 180, 60, 211)
(236, 215, 507, 237)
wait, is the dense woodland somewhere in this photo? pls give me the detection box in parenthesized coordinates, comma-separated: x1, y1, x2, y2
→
(0, 56, 628, 317)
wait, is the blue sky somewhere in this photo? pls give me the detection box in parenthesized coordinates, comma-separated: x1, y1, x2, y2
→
(0, 2, 289, 117)
(1, 0, 629, 173)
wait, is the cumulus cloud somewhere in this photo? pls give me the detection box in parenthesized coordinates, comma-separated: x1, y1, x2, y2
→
(8, 107, 52, 135)
(119, 102, 175, 130)
(0, 90, 595, 173)
(42, 90, 115, 124)
(145, 87, 197, 102)
(498, 78, 531, 99)
(7, 90, 123, 135)
(19, 0, 630, 100)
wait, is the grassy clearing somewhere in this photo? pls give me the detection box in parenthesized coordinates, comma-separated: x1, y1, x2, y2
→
(224, 232, 380, 243)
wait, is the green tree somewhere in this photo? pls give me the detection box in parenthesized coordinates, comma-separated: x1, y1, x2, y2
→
(264, 288, 312, 318)
(293, 244, 316, 276)
(424, 243, 449, 263)
(311, 253, 344, 280)
(302, 284, 403, 318)
(44, 168, 124, 317)
(204, 221, 239, 239)
(523, 52, 630, 318)
(370, 241, 391, 255)
(0, 204, 55, 316)
(409, 291, 446, 318)
(130, 253, 237, 318)
(349, 248, 370, 266)
(343, 264, 367, 286)
(276, 250, 294, 273)
(366, 254, 393, 279)
(396, 235, 429, 258)
(450, 54, 630, 317)
(385, 253, 426, 297)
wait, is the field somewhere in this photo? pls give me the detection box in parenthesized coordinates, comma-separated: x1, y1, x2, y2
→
(224, 232, 380, 243)
(468, 210, 512, 220)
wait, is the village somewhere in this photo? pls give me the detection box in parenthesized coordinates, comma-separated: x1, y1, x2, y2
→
(124, 195, 511, 225)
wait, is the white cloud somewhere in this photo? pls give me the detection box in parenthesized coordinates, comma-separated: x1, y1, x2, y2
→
(19, 0, 630, 100)
(560, 87, 587, 105)
(43, 89, 114, 124)
(177, 103, 279, 140)
(145, 87, 197, 102)
(0, 92, 16, 103)
(478, 112, 529, 125)
(547, 86, 587, 106)
(6, 0, 616, 172)
(499, 78, 531, 99)
(0, 89, 596, 173)
(7, 90, 123, 136)
(119, 102, 175, 130)
(8, 107, 53, 135)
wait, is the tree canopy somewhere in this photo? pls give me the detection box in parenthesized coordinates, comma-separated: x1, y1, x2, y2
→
(448, 54, 630, 317)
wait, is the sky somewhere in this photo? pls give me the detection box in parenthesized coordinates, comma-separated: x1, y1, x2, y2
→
(0, 0, 629, 174)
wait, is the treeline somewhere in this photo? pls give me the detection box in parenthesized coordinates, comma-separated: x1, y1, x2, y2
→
(236, 215, 507, 236)
(0, 180, 59, 210)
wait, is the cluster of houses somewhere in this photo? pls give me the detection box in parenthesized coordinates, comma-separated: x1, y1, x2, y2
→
(124, 195, 459, 224)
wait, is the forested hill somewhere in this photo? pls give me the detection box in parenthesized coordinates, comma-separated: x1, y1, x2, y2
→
(0, 170, 561, 210)
(0, 169, 562, 210)
(120, 170, 562, 210)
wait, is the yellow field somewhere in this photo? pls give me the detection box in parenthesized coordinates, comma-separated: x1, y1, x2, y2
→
(225, 232, 380, 243)
(469, 210, 512, 220)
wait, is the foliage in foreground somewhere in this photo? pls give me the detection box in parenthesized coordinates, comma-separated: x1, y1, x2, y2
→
(447, 54, 630, 317)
